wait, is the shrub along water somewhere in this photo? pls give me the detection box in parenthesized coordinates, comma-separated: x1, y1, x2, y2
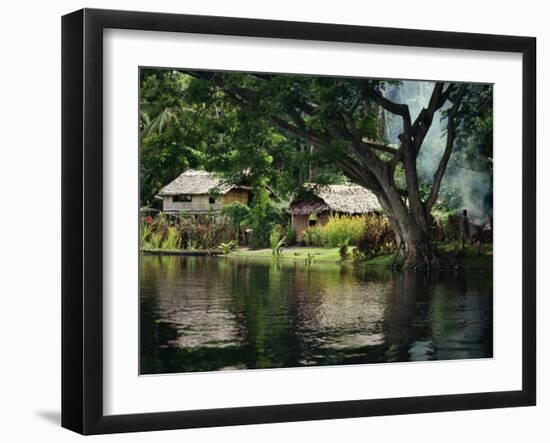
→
(354, 215, 396, 258)
(140, 215, 182, 250)
(178, 214, 234, 250)
(302, 214, 396, 257)
(140, 213, 234, 251)
(244, 189, 285, 249)
(303, 215, 366, 247)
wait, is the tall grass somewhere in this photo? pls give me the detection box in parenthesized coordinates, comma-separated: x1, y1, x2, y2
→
(140, 217, 181, 250)
(303, 215, 366, 247)
(162, 226, 181, 250)
(140, 220, 154, 248)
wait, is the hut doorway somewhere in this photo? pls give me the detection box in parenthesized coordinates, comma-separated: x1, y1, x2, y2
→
(308, 213, 318, 227)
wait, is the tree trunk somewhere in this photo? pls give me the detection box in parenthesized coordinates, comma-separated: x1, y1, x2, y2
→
(375, 189, 438, 269)
(398, 219, 438, 269)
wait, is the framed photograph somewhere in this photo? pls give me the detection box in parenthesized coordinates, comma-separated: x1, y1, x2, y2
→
(62, 8, 536, 435)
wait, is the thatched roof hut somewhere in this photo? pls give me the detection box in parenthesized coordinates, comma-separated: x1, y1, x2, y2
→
(288, 184, 381, 215)
(157, 170, 251, 214)
(157, 170, 249, 196)
(288, 184, 381, 241)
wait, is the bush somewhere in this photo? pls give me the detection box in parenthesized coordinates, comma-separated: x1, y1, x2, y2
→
(220, 201, 250, 243)
(140, 215, 181, 250)
(267, 225, 286, 257)
(338, 238, 350, 260)
(303, 215, 366, 247)
(178, 215, 234, 250)
(140, 218, 154, 249)
(218, 240, 237, 254)
(269, 225, 285, 249)
(140, 212, 239, 251)
(430, 206, 456, 242)
(303, 226, 323, 246)
(162, 226, 181, 250)
(285, 224, 297, 246)
(321, 215, 366, 246)
(355, 215, 396, 258)
(244, 189, 285, 249)
(301, 214, 396, 257)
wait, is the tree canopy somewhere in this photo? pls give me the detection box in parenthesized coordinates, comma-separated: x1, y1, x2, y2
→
(139, 68, 493, 268)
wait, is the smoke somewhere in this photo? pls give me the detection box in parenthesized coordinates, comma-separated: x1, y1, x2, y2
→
(383, 81, 492, 225)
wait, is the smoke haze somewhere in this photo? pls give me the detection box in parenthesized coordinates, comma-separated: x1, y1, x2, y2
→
(383, 81, 492, 225)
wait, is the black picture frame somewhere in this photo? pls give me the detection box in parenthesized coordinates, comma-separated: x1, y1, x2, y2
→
(61, 8, 537, 435)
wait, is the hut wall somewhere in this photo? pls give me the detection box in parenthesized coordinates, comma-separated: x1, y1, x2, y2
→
(292, 211, 332, 242)
(163, 194, 224, 213)
(162, 195, 173, 211)
(222, 189, 250, 206)
(292, 214, 310, 242)
(163, 189, 250, 213)
(317, 212, 331, 227)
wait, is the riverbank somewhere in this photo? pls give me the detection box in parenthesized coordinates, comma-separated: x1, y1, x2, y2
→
(229, 246, 343, 263)
(141, 249, 222, 256)
(229, 242, 493, 270)
(141, 242, 492, 270)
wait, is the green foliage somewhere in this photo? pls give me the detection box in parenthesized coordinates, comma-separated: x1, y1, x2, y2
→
(140, 219, 154, 249)
(271, 236, 286, 258)
(139, 68, 493, 261)
(218, 240, 237, 254)
(244, 189, 285, 249)
(285, 224, 297, 246)
(162, 226, 181, 250)
(220, 201, 250, 242)
(139, 70, 205, 205)
(453, 84, 493, 172)
(221, 201, 250, 225)
(429, 206, 458, 242)
(139, 69, 384, 207)
(269, 225, 287, 257)
(269, 225, 285, 249)
(140, 212, 236, 251)
(140, 215, 181, 250)
(355, 216, 396, 258)
(338, 238, 351, 260)
(301, 214, 396, 258)
(303, 215, 367, 247)
(302, 226, 323, 247)
(147, 232, 164, 250)
(178, 215, 234, 250)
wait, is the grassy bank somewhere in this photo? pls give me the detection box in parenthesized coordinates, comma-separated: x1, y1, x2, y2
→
(230, 246, 343, 263)
(230, 246, 391, 266)
(229, 242, 493, 271)
(141, 249, 222, 256)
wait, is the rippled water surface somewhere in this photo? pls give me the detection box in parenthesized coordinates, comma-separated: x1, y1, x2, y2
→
(140, 255, 492, 374)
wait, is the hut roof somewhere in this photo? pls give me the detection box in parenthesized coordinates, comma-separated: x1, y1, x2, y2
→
(158, 170, 250, 196)
(288, 184, 381, 215)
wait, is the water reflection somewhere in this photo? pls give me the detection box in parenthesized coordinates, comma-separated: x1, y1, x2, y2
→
(140, 256, 492, 374)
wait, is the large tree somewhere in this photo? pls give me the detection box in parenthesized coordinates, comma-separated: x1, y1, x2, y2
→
(141, 70, 489, 269)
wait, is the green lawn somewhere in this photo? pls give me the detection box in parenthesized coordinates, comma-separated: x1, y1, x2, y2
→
(229, 246, 344, 263)
(229, 242, 493, 270)
(231, 246, 400, 266)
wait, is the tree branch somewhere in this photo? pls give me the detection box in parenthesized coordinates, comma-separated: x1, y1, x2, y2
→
(425, 85, 466, 211)
(411, 82, 453, 153)
(365, 86, 411, 123)
(270, 115, 382, 193)
(360, 140, 397, 154)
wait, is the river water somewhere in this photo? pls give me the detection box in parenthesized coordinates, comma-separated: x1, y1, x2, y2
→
(140, 255, 492, 374)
